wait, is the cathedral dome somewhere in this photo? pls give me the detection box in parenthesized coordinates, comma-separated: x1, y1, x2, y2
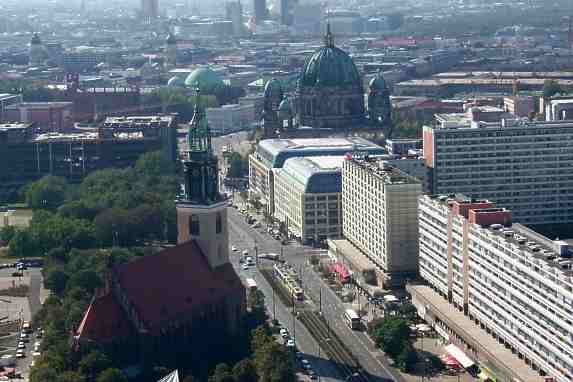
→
(299, 27, 361, 89)
(185, 67, 224, 93)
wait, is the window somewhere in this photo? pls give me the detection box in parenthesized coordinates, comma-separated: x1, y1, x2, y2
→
(216, 212, 222, 234)
(189, 215, 200, 236)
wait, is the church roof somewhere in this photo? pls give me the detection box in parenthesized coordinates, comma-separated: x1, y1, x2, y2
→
(75, 292, 134, 343)
(298, 25, 361, 88)
(114, 240, 244, 335)
(264, 78, 283, 100)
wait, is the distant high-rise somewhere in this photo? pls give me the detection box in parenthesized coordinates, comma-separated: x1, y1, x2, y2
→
(141, 0, 159, 20)
(254, 0, 266, 23)
(280, 0, 298, 25)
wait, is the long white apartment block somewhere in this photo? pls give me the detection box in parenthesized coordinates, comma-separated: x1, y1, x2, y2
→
(418, 194, 573, 382)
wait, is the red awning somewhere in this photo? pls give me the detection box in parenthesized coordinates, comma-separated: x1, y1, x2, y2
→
(330, 263, 350, 279)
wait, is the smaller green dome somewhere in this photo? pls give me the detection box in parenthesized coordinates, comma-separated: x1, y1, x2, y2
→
(185, 67, 224, 93)
(264, 78, 283, 100)
(369, 73, 387, 91)
(31, 33, 42, 45)
(167, 76, 184, 87)
(166, 32, 177, 44)
(278, 98, 291, 113)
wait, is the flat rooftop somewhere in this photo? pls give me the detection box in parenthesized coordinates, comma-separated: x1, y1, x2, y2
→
(428, 195, 573, 279)
(347, 156, 421, 185)
(260, 137, 383, 154)
(0, 123, 32, 131)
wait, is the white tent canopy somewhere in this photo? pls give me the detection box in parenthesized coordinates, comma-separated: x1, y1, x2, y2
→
(157, 370, 180, 382)
(445, 344, 475, 369)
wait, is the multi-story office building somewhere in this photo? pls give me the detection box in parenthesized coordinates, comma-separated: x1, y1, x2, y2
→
(342, 157, 422, 287)
(423, 115, 573, 225)
(248, 137, 385, 215)
(274, 156, 344, 244)
(415, 194, 573, 382)
(5, 102, 74, 131)
(0, 116, 176, 201)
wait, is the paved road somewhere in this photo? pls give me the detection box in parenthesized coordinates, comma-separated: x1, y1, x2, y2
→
(228, 210, 344, 382)
(227, 208, 401, 382)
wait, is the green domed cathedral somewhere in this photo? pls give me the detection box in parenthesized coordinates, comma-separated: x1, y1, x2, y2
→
(262, 24, 391, 135)
(297, 24, 365, 129)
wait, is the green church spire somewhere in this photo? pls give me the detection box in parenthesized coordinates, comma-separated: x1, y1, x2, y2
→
(187, 88, 213, 158)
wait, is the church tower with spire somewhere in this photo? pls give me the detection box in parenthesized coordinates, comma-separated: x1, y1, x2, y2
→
(176, 90, 229, 269)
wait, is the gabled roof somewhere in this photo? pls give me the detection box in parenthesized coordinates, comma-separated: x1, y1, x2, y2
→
(114, 240, 244, 335)
(75, 292, 134, 343)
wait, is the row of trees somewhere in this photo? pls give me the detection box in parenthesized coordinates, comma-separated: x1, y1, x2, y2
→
(367, 317, 417, 372)
(31, 247, 148, 382)
(207, 326, 295, 382)
(4, 151, 179, 257)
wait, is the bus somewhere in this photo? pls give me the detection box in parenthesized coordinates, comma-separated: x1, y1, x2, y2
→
(343, 309, 361, 330)
(245, 278, 257, 292)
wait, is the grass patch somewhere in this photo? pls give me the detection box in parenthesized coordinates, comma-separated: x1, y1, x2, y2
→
(0, 285, 29, 297)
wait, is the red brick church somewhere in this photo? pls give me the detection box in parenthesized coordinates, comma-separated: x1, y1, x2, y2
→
(74, 96, 246, 368)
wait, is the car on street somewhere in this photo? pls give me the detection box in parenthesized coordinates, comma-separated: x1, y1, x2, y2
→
(279, 328, 289, 338)
(241, 264, 250, 271)
(231, 246, 238, 252)
(19, 333, 29, 342)
(286, 339, 296, 348)
(15, 351, 24, 359)
(16, 342, 25, 350)
(300, 359, 311, 370)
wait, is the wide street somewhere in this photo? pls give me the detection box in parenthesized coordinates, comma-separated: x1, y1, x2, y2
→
(227, 207, 400, 382)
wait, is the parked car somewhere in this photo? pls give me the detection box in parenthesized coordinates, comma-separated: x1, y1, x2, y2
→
(286, 339, 296, 348)
(16, 342, 25, 350)
(279, 328, 289, 338)
(15, 351, 24, 359)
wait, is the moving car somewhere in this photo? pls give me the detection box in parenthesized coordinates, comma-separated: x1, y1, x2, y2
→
(279, 328, 289, 338)
(231, 246, 238, 252)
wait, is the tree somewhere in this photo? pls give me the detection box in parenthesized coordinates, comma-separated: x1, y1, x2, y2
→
(58, 371, 86, 382)
(227, 152, 247, 178)
(543, 79, 564, 99)
(58, 200, 100, 221)
(209, 363, 235, 382)
(232, 359, 257, 382)
(25, 176, 69, 210)
(370, 317, 410, 358)
(93, 208, 129, 246)
(43, 267, 69, 296)
(0, 225, 16, 245)
(396, 343, 417, 372)
(398, 302, 417, 319)
(68, 270, 102, 295)
(30, 362, 59, 382)
(96, 369, 127, 382)
(253, 342, 295, 382)
(135, 151, 175, 178)
(8, 229, 38, 257)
